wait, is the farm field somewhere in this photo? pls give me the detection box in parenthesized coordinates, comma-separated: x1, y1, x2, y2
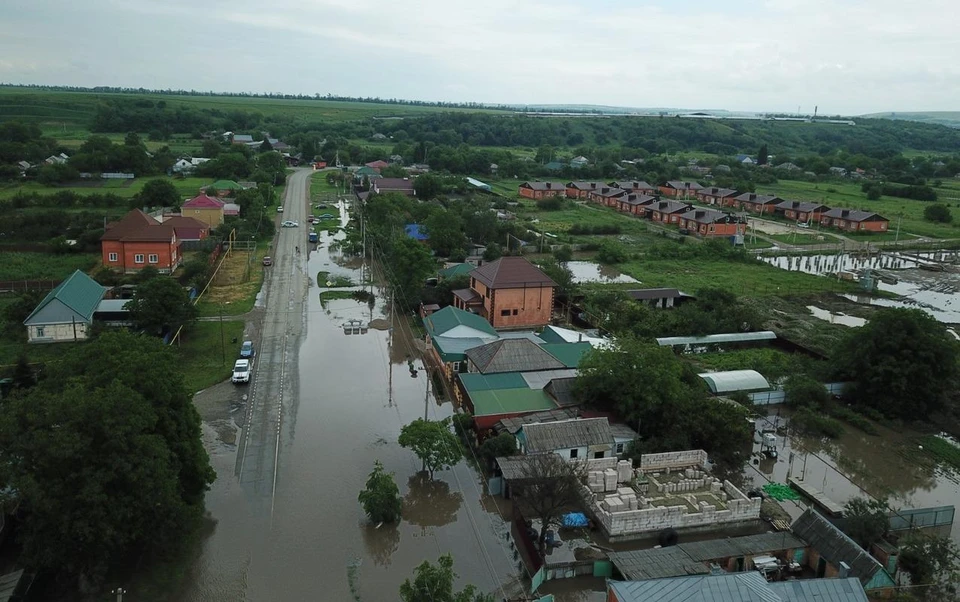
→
(0, 176, 213, 201)
(0, 252, 99, 281)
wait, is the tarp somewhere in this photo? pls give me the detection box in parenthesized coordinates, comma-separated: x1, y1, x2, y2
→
(562, 512, 589, 527)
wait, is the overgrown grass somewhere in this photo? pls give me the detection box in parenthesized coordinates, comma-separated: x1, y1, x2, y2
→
(693, 348, 824, 381)
(316, 272, 353, 287)
(829, 406, 880, 435)
(310, 171, 343, 202)
(194, 245, 269, 317)
(176, 321, 245, 393)
(0, 176, 213, 201)
(319, 290, 360, 306)
(0, 252, 98, 280)
(917, 435, 960, 472)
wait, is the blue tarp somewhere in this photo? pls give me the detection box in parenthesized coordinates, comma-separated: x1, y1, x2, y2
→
(562, 512, 588, 527)
(405, 224, 428, 241)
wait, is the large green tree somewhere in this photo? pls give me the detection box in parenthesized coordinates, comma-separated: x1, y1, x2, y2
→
(833, 308, 959, 420)
(389, 236, 436, 309)
(399, 554, 493, 602)
(398, 418, 462, 479)
(424, 209, 465, 257)
(358, 461, 402, 524)
(843, 497, 889, 549)
(138, 178, 180, 208)
(128, 276, 198, 334)
(898, 534, 960, 601)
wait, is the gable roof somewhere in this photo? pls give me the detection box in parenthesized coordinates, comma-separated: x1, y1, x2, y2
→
(24, 270, 107, 326)
(735, 193, 782, 205)
(776, 200, 831, 213)
(791, 509, 889, 587)
(621, 194, 657, 206)
(522, 417, 611, 452)
(374, 177, 415, 192)
(470, 256, 555, 289)
(651, 200, 691, 214)
(609, 571, 781, 602)
(182, 193, 224, 208)
(698, 187, 738, 198)
(365, 160, 389, 169)
(566, 181, 604, 190)
(665, 180, 704, 191)
(595, 187, 628, 198)
(539, 325, 610, 348)
(822, 209, 888, 222)
(540, 342, 592, 368)
(467, 387, 557, 417)
(679, 209, 739, 225)
(438, 263, 475, 279)
(520, 181, 565, 191)
(611, 180, 656, 191)
(465, 338, 566, 374)
(424, 305, 498, 338)
(100, 209, 174, 242)
(210, 179, 243, 190)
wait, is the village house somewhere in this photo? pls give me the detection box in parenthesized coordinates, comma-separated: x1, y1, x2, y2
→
(610, 181, 656, 195)
(452, 257, 555, 330)
(820, 209, 889, 233)
(776, 200, 831, 223)
(616, 194, 657, 216)
(365, 159, 389, 171)
(100, 209, 181, 274)
(517, 417, 636, 460)
(607, 572, 868, 602)
(570, 156, 589, 168)
(160, 215, 210, 241)
(648, 200, 691, 225)
(734, 192, 783, 214)
(230, 134, 253, 144)
(588, 186, 628, 207)
(205, 179, 244, 197)
(464, 338, 565, 374)
(564, 181, 603, 198)
(735, 154, 755, 165)
(659, 181, 704, 199)
(677, 209, 746, 237)
(423, 305, 499, 379)
(23, 270, 115, 343)
(180, 193, 225, 227)
(518, 181, 565, 200)
(372, 177, 416, 196)
(696, 187, 738, 206)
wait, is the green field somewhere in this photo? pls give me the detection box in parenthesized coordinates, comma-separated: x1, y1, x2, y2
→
(0, 252, 99, 280)
(0, 176, 213, 201)
(310, 171, 343, 202)
(176, 320, 245, 393)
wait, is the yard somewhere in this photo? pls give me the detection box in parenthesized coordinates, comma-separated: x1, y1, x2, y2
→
(194, 243, 270, 317)
(0, 176, 214, 201)
(0, 252, 99, 281)
(310, 171, 345, 202)
(175, 320, 245, 393)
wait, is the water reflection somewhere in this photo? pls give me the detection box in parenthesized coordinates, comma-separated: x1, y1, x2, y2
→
(566, 261, 639, 284)
(403, 473, 464, 530)
(361, 522, 401, 567)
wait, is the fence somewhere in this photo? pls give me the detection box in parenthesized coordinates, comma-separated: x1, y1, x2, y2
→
(0, 280, 58, 294)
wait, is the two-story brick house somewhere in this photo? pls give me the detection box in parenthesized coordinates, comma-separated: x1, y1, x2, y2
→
(101, 209, 182, 274)
(451, 257, 556, 330)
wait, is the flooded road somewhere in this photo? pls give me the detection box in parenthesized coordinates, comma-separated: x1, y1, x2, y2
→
(179, 181, 518, 601)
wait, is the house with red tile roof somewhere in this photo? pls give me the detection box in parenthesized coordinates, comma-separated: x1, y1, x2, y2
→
(365, 160, 390, 171)
(101, 210, 182, 274)
(181, 193, 225, 227)
(161, 215, 210, 242)
(452, 257, 555, 329)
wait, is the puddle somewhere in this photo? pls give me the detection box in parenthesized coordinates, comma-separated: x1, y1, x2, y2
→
(806, 306, 867, 327)
(566, 261, 639, 284)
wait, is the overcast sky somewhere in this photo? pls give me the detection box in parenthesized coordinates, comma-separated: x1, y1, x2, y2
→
(1, 0, 957, 115)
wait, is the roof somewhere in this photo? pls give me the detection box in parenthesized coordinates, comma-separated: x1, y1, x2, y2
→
(679, 209, 737, 225)
(356, 166, 380, 176)
(439, 263, 476, 279)
(0, 569, 25, 602)
(822, 209, 888, 222)
(566, 181, 604, 190)
(656, 331, 777, 346)
(163, 215, 209, 235)
(451, 288, 482, 304)
(698, 187, 738, 197)
(595, 187, 628, 198)
(621, 194, 657, 206)
(466, 177, 491, 189)
(540, 342, 593, 368)
(521, 369, 579, 390)
(768, 579, 868, 602)
(431, 335, 489, 362)
(375, 178, 415, 191)
(496, 407, 581, 434)
(680, 532, 807, 562)
(611, 180, 656, 190)
(735, 193, 782, 205)
(608, 572, 781, 602)
(522, 417, 611, 452)
(651, 200, 692, 214)
(469, 387, 557, 417)
(405, 224, 428, 241)
(544, 376, 579, 406)
(496, 455, 541, 480)
(539, 325, 611, 349)
(95, 299, 131, 312)
(424, 305, 498, 338)
(610, 547, 711, 581)
(210, 179, 243, 190)
(610, 422, 639, 441)
(365, 160, 389, 168)
(520, 181, 565, 191)
(470, 256, 555, 289)
(459, 372, 529, 392)
(627, 288, 683, 301)
(24, 270, 107, 326)
(465, 339, 566, 374)
(665, 180, 704, 191)
(776, 200, 830, 212)
(791, 509, 887, 586)
(101, 209, 166, 241)
(231, 134, 253, 143)
(699, 370, 771, 393)
(182, 193, 224, 208)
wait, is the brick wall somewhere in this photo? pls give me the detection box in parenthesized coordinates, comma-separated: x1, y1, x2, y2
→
(639, 449, 708, 471)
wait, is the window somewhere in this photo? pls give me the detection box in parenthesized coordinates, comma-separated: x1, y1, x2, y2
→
(452, 361, 461, 372)
(500, 309, 511, 317)
(148, 254, 159, 264)
(512, 309, 518, 315)
(569, 449, 578, 459)
(108, 252, 118, 262)
(36, 327, 45, 338)
(616, 443, 625, 454)
(594, 451, 605, 459)
(134, 254, 144, 264)
(485, 289, 490, 299)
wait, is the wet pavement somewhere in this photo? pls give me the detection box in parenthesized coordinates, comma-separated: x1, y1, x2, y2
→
(179, 173, 519, 602)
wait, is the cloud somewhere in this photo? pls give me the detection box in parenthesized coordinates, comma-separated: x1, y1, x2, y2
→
(0, 0, 957, 113)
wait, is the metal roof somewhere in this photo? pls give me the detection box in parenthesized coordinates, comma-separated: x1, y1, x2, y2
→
(610, 547, 711, 581)
(468, 388, 556, 417)
(656, 331, 777, 347)
(520, 368, 578, 390)
(522, 417, 611, 452)
(496, 455, 541, 480)
(539, 325, 611, 348)
(768, 578, 868, 602)
(24, 270, 108, 326)
(470, 256, 555, 289)
(539, 342, 592, 368)
(680, 532, 807, 562)
(495, 407, 581, 434)
(544, 377, 579, 406)
(430, 336, 489, 362)
(465, 339, 565, 374)
(0, 570, 24, 602)
(699, 370, 771, 394)
(95, 299, 131, 312)
(791, 509, 887, 586)
(608, 572, 781, 602)
(438, 263, 475, 278)
(424, 305, 498, 338)
(458, 372, 529, 392)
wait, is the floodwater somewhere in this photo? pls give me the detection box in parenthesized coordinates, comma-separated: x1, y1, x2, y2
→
(178, 208, 520, 601)
(745, 410, 960, 544)
(806, 306, 867, 327)
(566, 261, 639, 284)
(762, 252, 960, 323)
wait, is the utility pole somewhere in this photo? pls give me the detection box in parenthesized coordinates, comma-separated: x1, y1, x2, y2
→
(219, 302, 225, 365)
(388, 289, 394, 407)
(112, 588, 126, 602)
(894, 214, 902, 245)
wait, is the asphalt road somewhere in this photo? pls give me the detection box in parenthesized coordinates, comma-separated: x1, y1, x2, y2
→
(235, 167, 312, 515)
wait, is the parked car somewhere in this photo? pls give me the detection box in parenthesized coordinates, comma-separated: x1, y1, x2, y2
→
(262, 256, 273, 266)
(315, 203, 328, 209)
(240, 340, 254, 358)
(277, 206, 284, 213)
(282, 220, 299, 227)
(318, 213, 335, 219)
(797, 222, 810, 229)
(232, 359, 251, 384)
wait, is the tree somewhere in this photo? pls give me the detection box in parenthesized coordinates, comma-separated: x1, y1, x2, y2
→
(477, 433, 517, 462)
(398, 418, 462, 479)
(138, 178, 180, 208)
(866, 186, 882, 200)
(200, 139, 222, 158)
(358, 461, 402, 524)
(11, 353, 35, 390)
(552, 245, 573, 265)
(482, 242, 503, 261)
(843, 497, 889, 549)
(389, 237, 436, 309)
(424, 210, 465, 257)
(833, 308, 959, 420)
(399, 554, 493, 602)
(414, 173, 442, 200)
(509, 453, 587, 554)
(924, 203, 952, 223)
(784, 375, 830, 409)
(596, 240, 628, 264)
(757, 144, 769, 166)
(898, 534, 960, 601)
(127, 276, 197, 334)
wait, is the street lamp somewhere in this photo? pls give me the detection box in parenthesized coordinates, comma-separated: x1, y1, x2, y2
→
(112, 588, 126, 602)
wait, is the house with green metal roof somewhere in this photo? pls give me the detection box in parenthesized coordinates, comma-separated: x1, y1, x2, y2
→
(424, 305, 498, 339)
(438, 263, 475, 280)
(206, 180, 244, 196)
(540, 342, 593, 368)
(23, 270, 109, 343)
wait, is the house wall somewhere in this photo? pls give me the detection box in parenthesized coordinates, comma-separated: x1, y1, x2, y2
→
(640, 449, 708, 471)
(488, 285, 554, 329)
(102, 240, 180, 274)
(28, 321, 89, 343)
(519, 187, 537, 199)
(182, 206, 223, 227)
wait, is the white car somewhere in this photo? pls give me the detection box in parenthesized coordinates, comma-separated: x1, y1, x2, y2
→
(277, 206, 284, 213)
(232, 359, 251, 384)
(282, 220, 299, 228)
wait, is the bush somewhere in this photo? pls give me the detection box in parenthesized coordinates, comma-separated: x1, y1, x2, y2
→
(478, 433, 518, 462)
(452, 412, 474, 439)
(784, 375, 830, 408)
(596, 241, 629, 264)
(569, 224, 622, 235)
(829, 406, 879, 435)
(535, 197, 564, 210)
(924, 203, 952, 223)
(792, 407, 844, 438)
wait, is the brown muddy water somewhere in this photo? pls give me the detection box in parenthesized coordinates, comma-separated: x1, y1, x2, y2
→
(177, 227, 520, 602)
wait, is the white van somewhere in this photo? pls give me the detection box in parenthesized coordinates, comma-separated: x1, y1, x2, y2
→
(232, 359, 251, 384)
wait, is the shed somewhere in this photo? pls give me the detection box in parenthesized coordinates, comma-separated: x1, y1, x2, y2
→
(609, 547, 711, 581)
(698, 370, 771, 394)
(520, 417, 612, 454)
(791, 509, 895, 590)
(466, 177, 492, 192)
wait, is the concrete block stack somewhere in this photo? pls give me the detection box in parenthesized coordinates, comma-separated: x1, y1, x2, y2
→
(617, 460, 633, 483)
(710, 480, 722, 494)
(588, 471, 605, 493)
(603, 468, 618, 492)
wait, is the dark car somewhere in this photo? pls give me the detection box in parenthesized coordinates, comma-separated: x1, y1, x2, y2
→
(262, 256, 273, 266)
(240, 340, 254, 358)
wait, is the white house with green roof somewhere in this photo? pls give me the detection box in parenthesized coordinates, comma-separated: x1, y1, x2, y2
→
(23, 270, 110, 343)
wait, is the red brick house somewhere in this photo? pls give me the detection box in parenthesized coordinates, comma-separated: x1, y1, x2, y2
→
(610, 181, 656, 195)
(101, 210, 181, 274)
(518, 181, 565, 200)
(565, 181, 604, 198)
(735, 193, 783, 214)
(452, 257, 555, 330)
(820, 209, 890, 233)
(775, 200, 831, 223)
(696, 187, 739, 207)
(161, 215, 210, 241)
(678, 209, 746, 237)
(659, 181, 704, 199)
(588, 187, 629, 207)
(617, 194, 657, 216)
(649, 200, 691, 224)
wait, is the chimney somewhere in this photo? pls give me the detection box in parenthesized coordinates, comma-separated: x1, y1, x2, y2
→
(750, 193, 757, 201)
(842, 209, 850, 217)
(695, 210, 705, 218)
(838, 562, 851, 578)
(793, 201, 800, 208)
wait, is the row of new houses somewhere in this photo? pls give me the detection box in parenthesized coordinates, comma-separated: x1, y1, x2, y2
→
(518, 180, 890, 233)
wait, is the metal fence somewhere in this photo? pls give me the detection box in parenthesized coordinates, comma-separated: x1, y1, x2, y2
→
(0, 279, 58, 294)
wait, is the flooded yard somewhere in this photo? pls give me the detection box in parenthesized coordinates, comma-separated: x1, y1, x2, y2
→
(566, 261, 639, 284)
(806, 306, 867, 327)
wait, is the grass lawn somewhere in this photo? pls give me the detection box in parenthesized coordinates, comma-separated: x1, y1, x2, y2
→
(760, 179, 960, 240)
(0, 252, 99, 280)
(194, 244, 269, 317)
(518, 202, 666, 246)
(176, 321, 245, 393)
(310, 171, 344, 202)
(691, 347, 824, 381)
(0, 175, 213, 201)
